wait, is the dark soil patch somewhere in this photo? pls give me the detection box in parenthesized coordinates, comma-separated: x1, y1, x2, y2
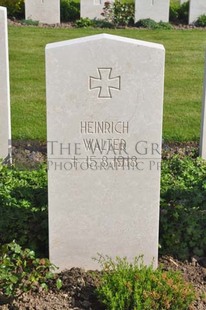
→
(12, 140, 47, 169)
(0, 256, 205, 309)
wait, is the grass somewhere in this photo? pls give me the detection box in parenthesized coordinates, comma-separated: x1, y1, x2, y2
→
(9, 26, 206, 141)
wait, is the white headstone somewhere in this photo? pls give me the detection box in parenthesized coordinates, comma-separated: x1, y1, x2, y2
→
(200, 53, 206, 159)
(189, 0, 206, 24)
(81, 0, 113, 20)
(0, 7, 11, 163)
(135, 0, 170, 23)
(25, 0, 60, 24)
(46, 34, 165, 271)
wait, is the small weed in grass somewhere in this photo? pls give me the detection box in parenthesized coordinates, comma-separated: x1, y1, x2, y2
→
(75, 17, 94, 28)
(135, 18, 172, 29)
(75, 18, 114, 28)
(21, 19, 39, 26)
(95, 255, 195, 310)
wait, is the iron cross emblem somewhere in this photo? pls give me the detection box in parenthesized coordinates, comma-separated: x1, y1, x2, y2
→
(89, 68, 121, 99)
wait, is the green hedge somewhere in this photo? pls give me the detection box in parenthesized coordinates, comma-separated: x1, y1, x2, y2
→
(60, 0, 80, 22)
(0, 0, 24, 18)
(169, 1, 189, 24)
(160, 156, 206, 259)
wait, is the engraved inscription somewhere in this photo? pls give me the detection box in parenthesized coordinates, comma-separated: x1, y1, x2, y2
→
(80, 121, 129, 134)
(89, 68, 121, 99)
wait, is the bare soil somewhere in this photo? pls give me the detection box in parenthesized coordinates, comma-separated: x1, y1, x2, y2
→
(0, 256, 205, 310)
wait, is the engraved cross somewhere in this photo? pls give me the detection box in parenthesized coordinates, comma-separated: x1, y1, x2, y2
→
(89, 68, 121, 99)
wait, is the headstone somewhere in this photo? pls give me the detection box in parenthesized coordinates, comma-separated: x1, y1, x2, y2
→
(46, 34, 165, 271)
(135, 0, 170, 23)
(200, 53, 206, 159)
(180, 0, 187, 4)
(81, 0, 113, 20)
(0, 7, 11, 163)
(25, 0, 60, 24)
(189, 0, 206, 24)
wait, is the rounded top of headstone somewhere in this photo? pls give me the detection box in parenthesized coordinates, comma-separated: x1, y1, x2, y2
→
(46, 33, 164, 52)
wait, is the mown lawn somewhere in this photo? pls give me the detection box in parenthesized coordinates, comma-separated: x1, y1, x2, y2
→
(9, 26, 206, 141)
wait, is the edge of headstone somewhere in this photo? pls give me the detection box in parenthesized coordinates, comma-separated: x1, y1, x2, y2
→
(0, 6, 7, 13)
(199, 52, 206, 158)
(0, 6, 12, 164)
(46, 33, 165, 52)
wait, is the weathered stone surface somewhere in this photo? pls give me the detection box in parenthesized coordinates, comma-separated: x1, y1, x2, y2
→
(135, 0, 170, 23)
(189, 0, 206, 24)
(46, 34, 165, 271)
(25, 0, 60, 24)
